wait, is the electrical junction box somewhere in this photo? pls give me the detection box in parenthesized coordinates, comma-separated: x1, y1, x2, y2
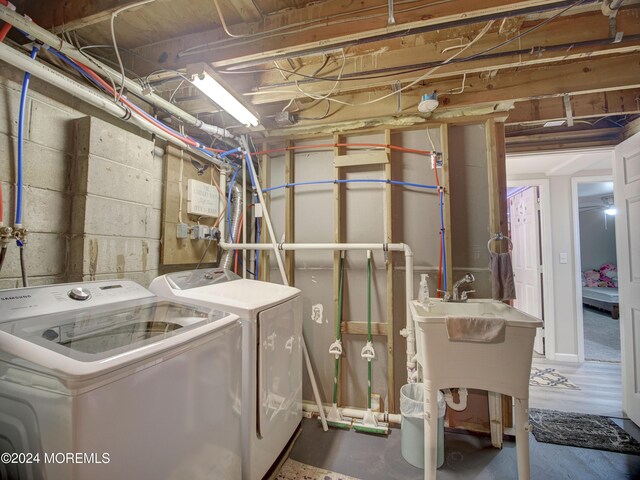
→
(190, 225, 210, 240)
(187, 179, 219, 217)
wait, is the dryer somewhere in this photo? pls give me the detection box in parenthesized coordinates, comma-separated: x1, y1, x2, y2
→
(0, 280, 242, 480)
(150, 269, 302, 480)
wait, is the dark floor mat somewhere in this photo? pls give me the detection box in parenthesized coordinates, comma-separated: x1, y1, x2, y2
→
(529, 408, 640, 456)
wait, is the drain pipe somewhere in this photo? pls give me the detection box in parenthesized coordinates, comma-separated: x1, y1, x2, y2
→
(217, 241, 418, 383)
(0, 42, 226, 168)
(0, 4, 236, 142)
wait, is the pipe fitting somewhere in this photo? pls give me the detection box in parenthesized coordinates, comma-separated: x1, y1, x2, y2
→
(443, 388, 468, 411)
(0, 225, 13, 246)
(13, 225, 27, 245)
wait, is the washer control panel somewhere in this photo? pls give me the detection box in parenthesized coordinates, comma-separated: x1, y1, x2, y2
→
(0, 280, 156, 321)
(166, 268, 240, 290)
(68, 287, 92, 301)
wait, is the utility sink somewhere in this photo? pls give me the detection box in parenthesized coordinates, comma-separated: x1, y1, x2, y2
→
(410, 299, 542, 480)
(410, 299, 543, 328)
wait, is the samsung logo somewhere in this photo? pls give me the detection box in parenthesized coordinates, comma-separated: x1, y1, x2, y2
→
(0, 295, 32, 301)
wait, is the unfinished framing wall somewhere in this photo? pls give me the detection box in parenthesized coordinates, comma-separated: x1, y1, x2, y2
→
(266, 127, 450, 412)
(262, 120, 505, 425)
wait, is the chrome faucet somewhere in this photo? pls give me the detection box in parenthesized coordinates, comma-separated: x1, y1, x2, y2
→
(451, 272, 475, 302)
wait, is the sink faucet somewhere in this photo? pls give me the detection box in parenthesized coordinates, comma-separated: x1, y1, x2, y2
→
(451, 272, 475, 302)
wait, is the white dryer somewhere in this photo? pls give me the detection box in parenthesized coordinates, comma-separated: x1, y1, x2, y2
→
(150, 269, 302, 480)
(0, 280, 242, 480)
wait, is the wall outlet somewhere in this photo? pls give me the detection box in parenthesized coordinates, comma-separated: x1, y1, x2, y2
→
(559, 252, 568, 264)
(190, 225, 210, 240)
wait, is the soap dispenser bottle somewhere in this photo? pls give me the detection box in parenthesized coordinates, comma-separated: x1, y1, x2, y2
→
(418, 274, 430, 306)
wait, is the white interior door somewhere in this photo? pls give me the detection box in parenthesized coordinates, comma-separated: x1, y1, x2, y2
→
(614, 132, 640, 426)
(510, 187, 544, 353)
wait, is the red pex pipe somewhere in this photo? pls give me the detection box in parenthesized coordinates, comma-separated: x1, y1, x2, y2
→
(73, 60, 227, 154)
(0, 1, 14, 42)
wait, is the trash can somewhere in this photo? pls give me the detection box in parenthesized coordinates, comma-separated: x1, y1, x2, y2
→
(400, 383, 445, 469)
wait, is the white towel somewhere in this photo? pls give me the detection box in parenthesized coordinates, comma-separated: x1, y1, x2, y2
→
(489, 252, 516, 301)
(446, 316, 506, 343)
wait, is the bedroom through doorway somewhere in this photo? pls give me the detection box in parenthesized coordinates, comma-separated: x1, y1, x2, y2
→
(575, 180, 620, 363)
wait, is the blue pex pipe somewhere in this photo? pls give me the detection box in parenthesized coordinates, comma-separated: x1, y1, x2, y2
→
(262, 178, 438, 193)
(220, 147, 241, 158)
(16, 45, 39, 226)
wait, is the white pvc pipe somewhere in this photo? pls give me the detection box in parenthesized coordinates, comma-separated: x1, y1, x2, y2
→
(238, 137, 288, 286)
(303, 341, 329, 431)
(217, 241, 418, 383)
(0, 42, 229, 167)
(0, 4, 236, 142)
(302, 401, 402, 425)
(442, 388, 468, 411)
(242, 146, 247, 279)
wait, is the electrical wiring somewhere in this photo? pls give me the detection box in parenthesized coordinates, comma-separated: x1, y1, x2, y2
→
(297, 99, 331, 121)
(295, 49, 346, 103)
(213, 0, 253, 38)
(110, 0, 156, 103)
(179, 0, 437, 56)
(239, 0, 586, 102)
(248, 20, 494, 108)
(49, 48, 231, 159)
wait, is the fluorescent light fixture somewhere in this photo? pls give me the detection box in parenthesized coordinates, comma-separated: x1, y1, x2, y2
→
(543, 120, 566, 128)
(190, 65, 259, 127)
(604, 207, 617, 216)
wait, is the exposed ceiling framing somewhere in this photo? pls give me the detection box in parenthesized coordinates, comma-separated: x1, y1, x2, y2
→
(9, 0, 640, 149)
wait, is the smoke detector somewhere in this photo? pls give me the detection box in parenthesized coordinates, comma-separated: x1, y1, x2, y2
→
(418, 93, 439, 114)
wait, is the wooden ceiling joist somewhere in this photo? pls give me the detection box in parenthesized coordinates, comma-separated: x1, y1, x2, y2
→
(250, 8, 640, 102)
(257, 52, 640, 133)
(13, 0, 144, 33)
(507, 89, 640, 125)
(131, 0, 604, 75)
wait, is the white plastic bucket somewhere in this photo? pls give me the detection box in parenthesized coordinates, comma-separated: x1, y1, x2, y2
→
(400, 383, 445, 469)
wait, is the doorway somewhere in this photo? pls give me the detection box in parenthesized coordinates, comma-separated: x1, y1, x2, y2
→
(576, 181, 621, 363)
(573, 178, 620, 363)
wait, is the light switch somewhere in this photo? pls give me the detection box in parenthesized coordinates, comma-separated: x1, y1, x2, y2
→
(559, 252, 568, 264)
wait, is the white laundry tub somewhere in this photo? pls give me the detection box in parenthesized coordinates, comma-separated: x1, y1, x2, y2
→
(410, 299, 542, 480)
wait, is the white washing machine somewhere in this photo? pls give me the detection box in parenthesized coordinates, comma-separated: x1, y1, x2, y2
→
(150, 269, 302, 480)
(0, 280, 242, 480)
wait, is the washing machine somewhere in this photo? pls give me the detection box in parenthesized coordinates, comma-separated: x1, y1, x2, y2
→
(150, 269, 302, 480)
(0, 280, 242, 480)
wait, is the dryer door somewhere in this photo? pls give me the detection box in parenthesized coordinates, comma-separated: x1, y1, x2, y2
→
(257, 296, 302, 439)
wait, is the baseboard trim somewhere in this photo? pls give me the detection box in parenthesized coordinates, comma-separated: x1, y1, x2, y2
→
(553, 353, 580, 363)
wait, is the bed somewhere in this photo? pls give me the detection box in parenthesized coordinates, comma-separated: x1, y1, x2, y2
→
(582, 286, 619, 319)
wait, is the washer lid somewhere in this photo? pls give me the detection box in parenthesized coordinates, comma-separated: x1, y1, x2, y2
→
(162, 278, 300, 318)
(0, 298, 239, 379)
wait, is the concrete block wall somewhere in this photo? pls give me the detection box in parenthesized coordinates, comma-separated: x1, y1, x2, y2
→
(0, 62, 162, 289)
(0, 65, 76, 289)
(69, 116, 160, 286)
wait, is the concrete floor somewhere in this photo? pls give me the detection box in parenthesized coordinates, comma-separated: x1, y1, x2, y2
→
(288, 418, 640, 480)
